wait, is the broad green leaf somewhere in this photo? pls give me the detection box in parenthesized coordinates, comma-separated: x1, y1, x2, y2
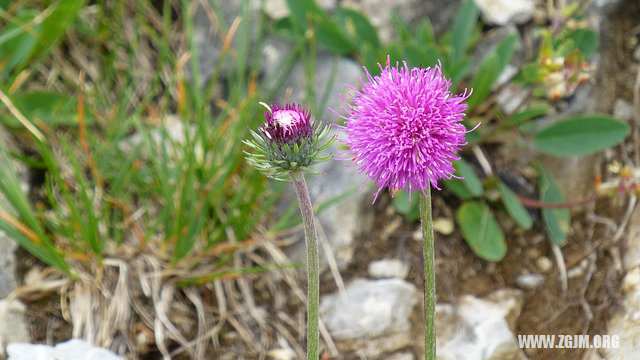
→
(285, 0, 354, 54)
(569, 28, 599, 58)
(315, 17, 356, 54)
(335, 7, 380, 48)
(456, 201, 506, 261)
(450, 0, 478, 62)
(393, 190, 420, 222)
(534, 115, 630, 156)
(443, 159, 483, 199)
(498, 181, 533, 230)
(285, 0, 321, 33)
(27, 0, 87, 64)
(535, 164, 570, 246)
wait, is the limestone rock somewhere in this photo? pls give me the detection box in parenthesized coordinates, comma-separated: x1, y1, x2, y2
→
(7, 339, 122, 360)
(473, 0, 534, 26)
(320, 278, 417, 357)
(436, 289, 526, 360)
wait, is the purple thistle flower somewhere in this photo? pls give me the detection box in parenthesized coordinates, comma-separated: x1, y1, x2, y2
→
(260, 102, 312, 145)
(337, 58, 472, 202)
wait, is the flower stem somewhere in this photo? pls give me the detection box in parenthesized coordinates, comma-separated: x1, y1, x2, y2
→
(289, 172, 320, 360)
(420, 186, 436, 360)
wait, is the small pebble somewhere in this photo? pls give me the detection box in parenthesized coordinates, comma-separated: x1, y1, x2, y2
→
(433, 217, 454, 235)
(516, 273, 545, 290)
(536, 256, 553, 273)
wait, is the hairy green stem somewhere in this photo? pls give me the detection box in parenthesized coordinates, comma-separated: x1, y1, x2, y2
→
(289, 172, 319, 360)
(420, 186, 436, 360)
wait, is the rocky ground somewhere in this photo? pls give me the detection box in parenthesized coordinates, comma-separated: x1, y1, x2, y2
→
(1, 0, 640, 359)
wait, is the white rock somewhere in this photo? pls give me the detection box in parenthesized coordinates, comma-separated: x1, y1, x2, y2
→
(320, 278, 417, 357)
(0, 299, 29, 356)
(515, 272, 544, 290)
(603, 267, 640, 360)
(7, 339, 122, 360)
(473, 0, 534, 26)
(368, 259, 410, 279)
(437, 289, 526, 360)
(320, 278, 417, 339)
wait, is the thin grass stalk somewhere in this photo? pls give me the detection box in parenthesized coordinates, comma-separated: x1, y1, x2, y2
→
(420, 184, 436, 360)
(289, 171, 319, 360)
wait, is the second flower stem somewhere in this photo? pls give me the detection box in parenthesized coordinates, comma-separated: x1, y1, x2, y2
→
(289, 172, 320, 360)
(420, 186, 436, 360)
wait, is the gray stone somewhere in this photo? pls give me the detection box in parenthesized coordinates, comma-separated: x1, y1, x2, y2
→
(437, 289, 526, 360)
(7, 339, 122, 360)
(0, 300, 29, 356)
(473, 0, 534, 26)
(0, 234, 18, 299)
(0, 126, 27, 300)
(515, 272, 544, 290)
(368, 258, 410, 279)
(613, 98, 634, 121)
(601, 206, 640, 359)
(320, 278, 417, 339)
(634, 46, 640, 62)
(320, 278, 417, 357)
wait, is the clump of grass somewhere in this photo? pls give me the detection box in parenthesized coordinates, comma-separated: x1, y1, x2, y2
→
(0, 0, 313, 357)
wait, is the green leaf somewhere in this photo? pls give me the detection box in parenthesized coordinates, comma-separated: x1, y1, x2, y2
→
(520, 63, 543, 83)
(390, 12, 413, 41)
(467, 33, 518, 110)
(450, 0, 478, 62)
(0, 91, 94, 128)
(467, 55, 499, 110)
(443, 160, 483, 199)
(504, 105, 551, 127)
(0, 10, 39, 79)
(27, 0, 87, 64)
(415, 20, 436, 47)
(535, 163, 570, 246)
(456, 201, 506, 261)
(393, 190, 420, 222)
(569, 28, 599, 59)
(498, 181, 533, 230)
(335, 7, 380, 48)
(534, 114, 630, 156)
(315, 17, 356, 54)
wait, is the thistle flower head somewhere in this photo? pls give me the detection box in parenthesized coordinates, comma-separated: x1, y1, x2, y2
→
(337, 58, 472, 201)
(244, 102, 333, 180)
(261, 103, 313, 143)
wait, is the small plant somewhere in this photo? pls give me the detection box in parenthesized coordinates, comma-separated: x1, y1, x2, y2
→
(244, 102, 333, 360)
(337, 58, 472, 360)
